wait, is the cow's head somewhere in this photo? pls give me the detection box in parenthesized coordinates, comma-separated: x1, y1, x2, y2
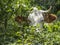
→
(28, 6, 57, 26)
(15, 6, 57, 26)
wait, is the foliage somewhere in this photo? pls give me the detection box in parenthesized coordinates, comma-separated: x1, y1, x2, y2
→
(0, 0, 60, 45)
(57, 11, 60, 17)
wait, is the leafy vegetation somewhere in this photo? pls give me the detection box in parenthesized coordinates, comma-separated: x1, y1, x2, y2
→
(0, 0, 60, 45)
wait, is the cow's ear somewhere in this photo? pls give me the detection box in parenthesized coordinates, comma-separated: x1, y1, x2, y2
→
(44, 14, 57, 23)
(15, 16, 22, 23)
(47, 14, 57, 23)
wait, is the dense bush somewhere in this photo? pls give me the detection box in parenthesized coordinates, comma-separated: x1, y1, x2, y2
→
(0, 0, 60, 45)
(57, 11, 60, 17)
(1, 20, 60, 45)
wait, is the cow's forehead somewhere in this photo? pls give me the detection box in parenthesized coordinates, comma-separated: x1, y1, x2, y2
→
(32, 7, 38, 10)
(29, 10, 44, 21)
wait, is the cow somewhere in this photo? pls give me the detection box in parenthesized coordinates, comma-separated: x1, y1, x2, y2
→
(15, 6, 57, 32)
(28, 6, 57, 32)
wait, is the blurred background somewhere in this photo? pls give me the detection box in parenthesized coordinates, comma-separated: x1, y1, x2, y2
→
(0, 0, 60, 45)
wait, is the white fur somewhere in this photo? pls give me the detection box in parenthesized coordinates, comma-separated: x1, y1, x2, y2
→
(28, 7, 45, 26)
